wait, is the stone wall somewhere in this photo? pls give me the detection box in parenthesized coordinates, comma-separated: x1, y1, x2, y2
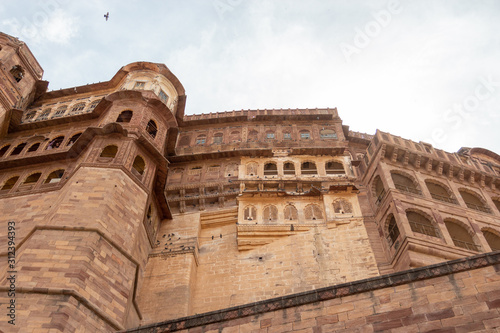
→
(126, 252, 500, 333)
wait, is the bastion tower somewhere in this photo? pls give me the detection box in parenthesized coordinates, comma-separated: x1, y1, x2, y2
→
(1, 32, 500, 333)
(0, 32, 186, 331)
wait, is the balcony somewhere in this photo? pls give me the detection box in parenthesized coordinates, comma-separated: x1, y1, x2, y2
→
(430, 193, 458, 204)
(394, 183, 422, 195)
(451, 238, 480, 252)
(464, 202, 491, 213)
(409, 220, 439, 238)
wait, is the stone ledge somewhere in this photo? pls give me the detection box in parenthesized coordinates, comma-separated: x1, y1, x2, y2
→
(124, 251, 500, 332)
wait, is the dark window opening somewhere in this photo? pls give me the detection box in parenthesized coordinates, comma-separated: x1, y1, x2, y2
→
(146, 120, 158, 138)
(46, 136, 64, 150)
(67, 133, 81, 146)
(100, 145, 118, 158)
(1, 176, 19, 191)
(0, 145, 11, 157)
(116, 110, 133, 123)
(10, 143, 26, 156)
(45, 169, 65, 184)
(132, 156, 146, 176)
(10, 65, 24, 82)
(27, 143, 40, 152)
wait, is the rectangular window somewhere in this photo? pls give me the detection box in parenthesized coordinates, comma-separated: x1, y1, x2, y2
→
(134, 81, 145, 89)
(283, 133, 291, 140)
(266, 133, 275, 139)
(159, 90, 169, 103)
(300, 132, 310, 140)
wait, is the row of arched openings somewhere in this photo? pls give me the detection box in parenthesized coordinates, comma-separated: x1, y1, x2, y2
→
(24, 100, 101, 121)
(1, 169, 65, 192)
(386, 211, 500, 252)
(244, 204, 324, 222)
(247, 161, 345, 176)
(178, 129, 338, 146)
(0, 133, 82, 158)
(373, 173, 500, 214)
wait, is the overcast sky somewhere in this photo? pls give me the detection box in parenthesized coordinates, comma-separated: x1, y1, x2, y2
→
(1, 0, 499, 154)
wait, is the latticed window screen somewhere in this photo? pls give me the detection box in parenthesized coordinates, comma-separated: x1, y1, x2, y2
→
(305, 204, 323, 220)
(284, 205, 298, 221)
(244, 206, 256, 220)
(332, 199, 353, 214)
(263, 205, 278, 222)
(246, 162, 258, 176)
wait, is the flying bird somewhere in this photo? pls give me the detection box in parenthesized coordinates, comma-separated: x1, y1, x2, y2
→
(104, 12, 109, 21)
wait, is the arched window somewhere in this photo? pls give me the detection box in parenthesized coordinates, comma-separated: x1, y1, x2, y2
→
(326, 161, 344, 175)
(304, 204, 323, 220)
(320, 129, 337, 139)
(1, 176, 19, 191)
(44, 169, 65, 184)
(387, 215, 400, 247)
(146, 120, 158, 138)
(100, 145, 118, 158)
(38, 109, 51, 120)
(265, 131, 275, 140)
(283, 132, 292, 140)
(391, 172, 421, 195)
(248, 130, 258, 141)
(23, 173, 42, 185)
(483, 230, 500, 251)
(263, 205, 278, 222)
(10, 65, 24, 82)
(264, 162, 278, 176)
(196, 134, 206, 145)
(426, 180, 456, 204)
(445, 220, 479, 251)
(213, 133, 223, 144)
(459, 189, 490, 213)
(246, 162, 258, 176)
(244, 205, 257, 221)
(67, 133, 82, 146)
(301, 161, 317, 175)
(10, 143, 26, 156)
(27, 143, 40, 153)
(46, 136, 64, 150)
(0, 145, 11, 157)
(132, 156, 146, 176)
(332, 199, 353, 214)
(116, 110, 133, 123)
(24, 111, 37, 121)
(284, 205, 298, 221)
(373, 176, 386, 204)
(229, 131, 241, 142)
(406, 211, 439, 238)
(71, 103, 86, 113)
(283, 162, 295, 175)
(54, 106, 67, 117)
(88, 100, 100, 111)
(299, 130, 310, 140)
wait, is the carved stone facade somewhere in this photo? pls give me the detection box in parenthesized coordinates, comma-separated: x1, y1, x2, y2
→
(0, 32, 499, 332)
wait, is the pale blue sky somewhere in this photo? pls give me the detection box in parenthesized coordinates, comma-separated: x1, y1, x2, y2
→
(1, 0, 499, 154)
